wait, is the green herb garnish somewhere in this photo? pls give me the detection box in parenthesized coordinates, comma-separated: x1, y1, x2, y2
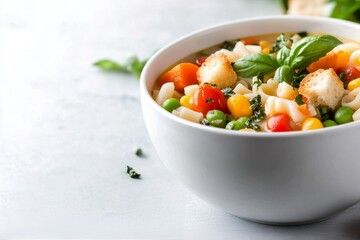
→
(206, 98, 215, 103)
(94, 55, 149, 79)
(245, 95, 265, 131)
(221, 88, 235, 97)
(318, 105, 334, 121)
(200, 119, 210, 126)
(233, 34, 342, 87)
(252, 73, 264, 87)
(127, 166, 141, 179)
(271, 33, 292, 53)
(233, 53, 280, 78)
(295, 95, 305, 105)
(221, 41, 237, 51)
(134, 147, 143, 157)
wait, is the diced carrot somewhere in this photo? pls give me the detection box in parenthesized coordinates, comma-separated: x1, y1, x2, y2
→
(242, 38, 258, 45)
(158, 63, 199, 92)
(307, 52, 337, 73)
(335, 50, 350, 73)
(298, 104, 311, 116)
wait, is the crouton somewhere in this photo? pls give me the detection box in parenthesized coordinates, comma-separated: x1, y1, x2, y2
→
(197, 53, 237, 89)
(299, 68, 345, 110)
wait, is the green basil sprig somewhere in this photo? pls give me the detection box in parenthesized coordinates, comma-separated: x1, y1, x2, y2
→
(233, 34, 342, 85)
(286, 35, 342, 69)
(232, 53, 279, 78)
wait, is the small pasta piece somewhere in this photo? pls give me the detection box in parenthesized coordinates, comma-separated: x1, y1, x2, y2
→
(239, 128, 256, 133)
(352, 108, 360, 121)
(172, 106, 203, 123)
(233, 82, 252, 95)
(332, 42, 360, 55)
(246, 45, 262, 54)
(342, 88, 360, 111)
(349, 49, 360, 71)
(233, 41, 251, 60)
(253, 79, 279, 105)
(184, 84, 199, 96)
(215, 49, 236, 62)
(277, 82, 298, 100)
(265, 96, 317, 123)
(156, 82, 175, 105)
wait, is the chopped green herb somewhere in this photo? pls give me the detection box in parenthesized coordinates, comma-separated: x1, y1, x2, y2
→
(220, 41, 237, 51)
(206, 98, 215, 103)
(339, 71, 347, 83)
(245, 95, 265, 131)
(295, 95, 305, 105)
(297, 31, 308, 38)
(126, 166, 141, 179)
(252, 73, 264, 87)
(200, 119, 210, 126)
(134, 147, 143, 157)
(292, 69, 309, 89)
(221, 87, 235, 97)
(318, 105, 334, 121)
(271, 33, 292, 53)
(94, 54, 149, 79)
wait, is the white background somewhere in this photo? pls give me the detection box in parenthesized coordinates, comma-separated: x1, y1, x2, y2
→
(1, 0, 360, 238)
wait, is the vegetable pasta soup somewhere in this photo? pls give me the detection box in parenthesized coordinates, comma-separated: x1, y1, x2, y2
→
(152, 32, 360, 132)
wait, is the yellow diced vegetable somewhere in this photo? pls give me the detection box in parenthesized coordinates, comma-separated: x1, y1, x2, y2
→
(180, 95, 193, 109)
(227, 94, 253, 118)
(347, 78, 360, 91)
(259, 41, 270, 49)
(302, 118, 323, 131)
(262, 48, 272, 54)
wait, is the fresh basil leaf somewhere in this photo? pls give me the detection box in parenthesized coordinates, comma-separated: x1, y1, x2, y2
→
(233, 53, 279, 78)
(287, 35, 342, 70)
(94, 59, 127, 71)
(277, 47, 290, 65)
(274, 65, 294, 84)
(94, 55, 149, 79)
(277, 0, 288, 12)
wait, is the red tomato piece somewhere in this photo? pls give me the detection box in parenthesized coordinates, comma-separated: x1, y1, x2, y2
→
(242, 38, 258, 45)
(341, 66, 360, 87)
(195, 56, 208, 66)
(192, 84, 228, 116)
(267, 113, 293, 132)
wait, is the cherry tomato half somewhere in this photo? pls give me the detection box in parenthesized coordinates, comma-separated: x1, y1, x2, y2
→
(192, 84, 228, 116)
(341, 66, 360, 87)
(267, 113, 293, 132)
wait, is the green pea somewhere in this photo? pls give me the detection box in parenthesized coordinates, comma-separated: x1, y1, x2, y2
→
(206, 110, 227, 128)
(334, 106, 354, 124)
(226, 121, 244, 130)
(162, 98, 181, 112)
(323, 120, 337, 128)
(238, 117, 249, 129)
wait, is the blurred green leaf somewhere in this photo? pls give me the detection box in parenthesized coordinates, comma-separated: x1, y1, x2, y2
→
(94, 55, 149, 79)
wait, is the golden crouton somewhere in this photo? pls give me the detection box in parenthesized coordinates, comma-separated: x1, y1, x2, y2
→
(197, 53, 237, 89)
(299, 68, 345, 110)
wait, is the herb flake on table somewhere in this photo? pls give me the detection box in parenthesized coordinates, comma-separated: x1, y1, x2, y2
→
(94, 55, 149, 79)
(134, 147, 143, 157)
(127, 166, 141, 179)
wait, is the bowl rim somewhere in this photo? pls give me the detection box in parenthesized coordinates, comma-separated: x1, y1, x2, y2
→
(140, 15, 360, 138)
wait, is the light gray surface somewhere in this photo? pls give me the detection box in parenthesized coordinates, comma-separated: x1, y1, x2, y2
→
(0, 0, 359, 239)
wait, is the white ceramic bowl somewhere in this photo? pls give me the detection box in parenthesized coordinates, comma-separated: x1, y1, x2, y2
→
(140, 16, 360, 225)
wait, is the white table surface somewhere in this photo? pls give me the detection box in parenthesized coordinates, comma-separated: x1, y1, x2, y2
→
(1, 0, 360, 239)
